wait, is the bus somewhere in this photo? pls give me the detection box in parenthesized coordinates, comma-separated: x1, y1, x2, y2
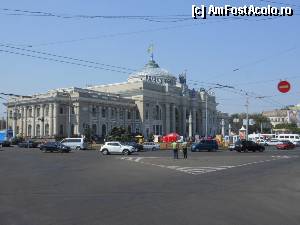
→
(276, 134, 300, 144)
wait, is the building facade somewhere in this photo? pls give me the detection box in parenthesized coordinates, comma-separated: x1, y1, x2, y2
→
(6, 59, 219, 139)
(262, 109, 298, 128)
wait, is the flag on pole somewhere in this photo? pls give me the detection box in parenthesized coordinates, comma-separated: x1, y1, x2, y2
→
(147, 44, 154, 54)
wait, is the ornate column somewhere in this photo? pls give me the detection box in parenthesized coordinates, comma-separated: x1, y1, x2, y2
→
(41, 104, 44, 137)
(172, 104, 176, 133)
(53, 103, 57, 136)
(192, 108, 197, 135)
(24, 107, 27, 137)
(182, 106, 187, 137)
(32, 105, 36, 137)
(20, 107, 24, 135)
(188, 110, 192, 137)
(49, 104, 53, 136)
(165, 103, 170, 134)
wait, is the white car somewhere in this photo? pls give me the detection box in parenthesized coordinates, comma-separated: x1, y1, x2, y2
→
(143, 142, 160, 151)
(100, 142, 135, 155)
(266, 139, 283, 146)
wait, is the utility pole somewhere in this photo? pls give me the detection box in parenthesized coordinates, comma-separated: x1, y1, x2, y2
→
(245, 95, 249, 141)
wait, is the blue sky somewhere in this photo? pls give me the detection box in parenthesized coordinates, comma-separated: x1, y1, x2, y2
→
(0, 0, 299, 117)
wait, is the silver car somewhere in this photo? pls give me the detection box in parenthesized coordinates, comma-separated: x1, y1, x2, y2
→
(143, 142, 160, 151)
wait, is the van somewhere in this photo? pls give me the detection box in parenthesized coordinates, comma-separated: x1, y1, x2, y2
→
(60, 138, 88, 150)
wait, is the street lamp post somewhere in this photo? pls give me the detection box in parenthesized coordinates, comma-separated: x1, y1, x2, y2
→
(205, 84, 234, 138)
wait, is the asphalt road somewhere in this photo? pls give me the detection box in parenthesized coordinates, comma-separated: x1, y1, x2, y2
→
(1, 146, 300, 225)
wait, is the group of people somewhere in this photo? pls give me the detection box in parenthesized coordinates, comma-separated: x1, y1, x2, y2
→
(171, 141, 188, 159)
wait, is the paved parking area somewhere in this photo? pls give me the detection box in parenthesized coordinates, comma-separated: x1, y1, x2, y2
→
(1, 146, 300, 225)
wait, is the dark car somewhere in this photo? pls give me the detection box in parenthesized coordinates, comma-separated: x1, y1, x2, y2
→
(1, 140, 11, 147)
(18, 140, 39, 148)
(122, 142, 143, 152)
(234, 140, 265, 152)
(40, 142, 71, 153)
(276, 141, 295, 150)
(191, 139, 219, 152)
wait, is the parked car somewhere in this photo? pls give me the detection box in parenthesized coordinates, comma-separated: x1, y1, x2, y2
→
(143, 142, 160, 151)
(122, 142, 143, 152)
(100, 142, 135, 155)
(276, 141, 295, 150)
(60, 138, 88, 150)
(293, 141, 300, 147)
(228, 143, 236, 151)
(18, 140, 39, 148)
(40, 142, 71, 153)
(266, 139, 283, 146)
(1, 140, 11, 147)
(233, 140, 265, 152)
(256, 139, 269, 146)
(191, 139, 218, 152)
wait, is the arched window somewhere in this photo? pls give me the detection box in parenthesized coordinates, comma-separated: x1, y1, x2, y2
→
(59, 124, 64, 136)
(36, 124, 40, 137)
(102, 124, 106, 137)
(27, 125, 32, 136)
(45, 124, 49, 136)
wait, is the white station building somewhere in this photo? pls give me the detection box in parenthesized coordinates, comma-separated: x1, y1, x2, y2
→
(6, 58, 219, 139)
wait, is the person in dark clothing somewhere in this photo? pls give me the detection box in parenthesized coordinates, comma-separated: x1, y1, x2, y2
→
(182, 142, 188, 159)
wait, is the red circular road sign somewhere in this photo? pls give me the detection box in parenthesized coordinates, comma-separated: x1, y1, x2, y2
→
(278, 80, 291, 93)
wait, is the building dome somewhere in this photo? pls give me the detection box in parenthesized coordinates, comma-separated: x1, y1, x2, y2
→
(128, 59, 177, 86)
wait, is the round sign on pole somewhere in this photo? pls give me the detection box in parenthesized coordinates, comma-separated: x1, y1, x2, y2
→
(278, 80, 291, 93)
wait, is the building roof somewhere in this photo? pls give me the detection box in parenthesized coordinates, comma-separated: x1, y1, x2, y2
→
(128, 59, 177, 85)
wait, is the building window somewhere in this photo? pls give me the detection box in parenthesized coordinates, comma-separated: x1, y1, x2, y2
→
(36, 124, 40, 137)
(111, 108, 115, 118)
(9, 111, 13, 119)
(71, 106, 75, 114)
(119, 109, 124, 120)
(92, 106, 97, 117)
(102, 108, 106, 118)
(135, 110, 140, 120)
(45, 106, 49, 117)
(36, 108, 40, 117)
(127, 111, 131, 120)
(102, 124, 106, 136)
(27, 125, 32, 136)
(60, 107, 64, 114)
(71, 124, 75, 136)
(92, 124, 97, 135)
(145, 110, 149, 120)
(28, 108, 32, 117)
(45, 124, 49, 136)
(127, 125, 131, 133)
(59, 124, 64, 136)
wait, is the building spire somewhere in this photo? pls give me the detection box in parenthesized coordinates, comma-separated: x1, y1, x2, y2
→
(147, 43, 154, 61)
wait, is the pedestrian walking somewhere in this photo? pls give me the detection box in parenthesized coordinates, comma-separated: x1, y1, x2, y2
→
(182, 141, 188, 159)
(172, 141, 178, 159)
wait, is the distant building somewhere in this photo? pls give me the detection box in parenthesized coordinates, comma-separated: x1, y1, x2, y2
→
(262, 109, 298, 127)
(6, 58, 220, 139)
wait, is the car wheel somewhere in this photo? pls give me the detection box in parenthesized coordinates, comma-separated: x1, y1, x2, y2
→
(152, 147, 156, 151)
(123, 149, 130, 155)
(102, 149, 109, 155)
(76, 146, 81, 150)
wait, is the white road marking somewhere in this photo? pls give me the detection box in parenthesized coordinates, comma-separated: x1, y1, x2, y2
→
(120, 155, 298, 175)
